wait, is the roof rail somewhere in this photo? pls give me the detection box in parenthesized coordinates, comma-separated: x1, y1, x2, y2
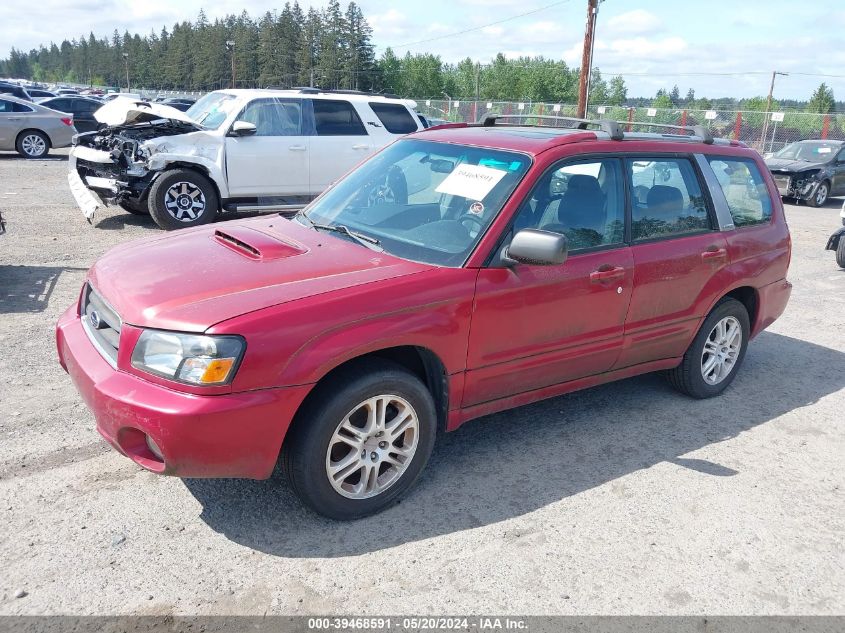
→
(283, 86, 402, 99)
(616, 120, 714, 144)
(479, 113, 624, 141)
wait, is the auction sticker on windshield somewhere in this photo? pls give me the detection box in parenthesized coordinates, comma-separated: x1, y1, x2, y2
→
(435, 164, 507, 201)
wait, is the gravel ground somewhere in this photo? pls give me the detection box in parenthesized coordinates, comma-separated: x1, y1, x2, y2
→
(0, 149, 843, 615)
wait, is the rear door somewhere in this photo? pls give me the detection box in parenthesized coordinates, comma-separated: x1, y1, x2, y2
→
(225, 97, 309, 197)
(0, 98, 31, 148)
(615, 155, 729, 369)
(308, 99, 372, 194)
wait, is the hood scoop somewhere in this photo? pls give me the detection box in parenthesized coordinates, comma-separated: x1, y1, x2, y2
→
(213, 226, 307, 261)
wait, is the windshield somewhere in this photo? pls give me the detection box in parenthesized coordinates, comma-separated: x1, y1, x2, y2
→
(297, 139, 531, 266)
(185, 92, 238, 130)
(773, 141, 840, 163)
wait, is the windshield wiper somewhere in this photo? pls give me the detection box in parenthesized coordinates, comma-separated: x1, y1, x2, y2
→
(300, 215, 382, 251)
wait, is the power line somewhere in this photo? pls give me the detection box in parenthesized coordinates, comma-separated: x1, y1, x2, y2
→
(384, 0, 573, 50)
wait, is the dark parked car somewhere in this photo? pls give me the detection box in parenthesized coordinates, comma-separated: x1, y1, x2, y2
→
(39, 96, 102, 133)
(160, 98, 196, 112)
(0, 82, 32, 101)
(28, 88, 57, 100)
(765, 139, 845, 207)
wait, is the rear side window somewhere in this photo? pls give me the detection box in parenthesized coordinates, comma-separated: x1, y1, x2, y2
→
(313, 99, 366, 136)
(0, 100, 33, 113)
(368, 102, 418, 134)
(707, 157, 773, 227)
(627, 158, 711, 241)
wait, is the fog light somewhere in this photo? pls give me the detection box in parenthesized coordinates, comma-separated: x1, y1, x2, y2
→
(145, 434, 164, 461)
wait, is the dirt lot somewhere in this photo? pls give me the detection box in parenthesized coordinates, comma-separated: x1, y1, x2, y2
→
(0, 148, 843, 615)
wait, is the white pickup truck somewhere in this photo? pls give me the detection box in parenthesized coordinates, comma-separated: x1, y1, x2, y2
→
(68, 89, 424, 229)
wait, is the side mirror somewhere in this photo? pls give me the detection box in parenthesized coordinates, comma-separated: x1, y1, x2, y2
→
(501, 229, 568, 267)
(229, 121, 257, 137)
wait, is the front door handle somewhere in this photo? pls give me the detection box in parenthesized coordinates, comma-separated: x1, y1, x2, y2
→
(352, 144, 370, 150)
(701, 246, 728, 261)
(7, 117, 21, 121)
(590, 265, 626, 284)
(288, 145, 306, 151)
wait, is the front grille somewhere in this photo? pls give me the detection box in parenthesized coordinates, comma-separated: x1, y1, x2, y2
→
(80, 284, 122, 367)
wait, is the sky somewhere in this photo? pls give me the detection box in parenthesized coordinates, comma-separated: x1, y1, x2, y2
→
(2, 0, 844, 100)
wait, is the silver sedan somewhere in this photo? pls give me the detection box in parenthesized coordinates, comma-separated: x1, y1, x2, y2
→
(0, 94, 78, 158)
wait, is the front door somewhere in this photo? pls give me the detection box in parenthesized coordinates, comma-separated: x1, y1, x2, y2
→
(614, 156, 729, 368)
(225, 97, 309, 197)
(464, 157, 633, 407)
(832, 148, 845, 195)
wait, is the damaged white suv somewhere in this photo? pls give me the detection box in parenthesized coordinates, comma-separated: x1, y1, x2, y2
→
(68, 89, 424, 229)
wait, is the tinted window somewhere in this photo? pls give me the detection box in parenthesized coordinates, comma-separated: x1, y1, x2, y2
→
(313, 99, 366, 136)
(369, 102, 418, 134)
(45, 99, 70, 112)
(0, 99, 14, 113)
(628, 158, 711, 241)
(12, 102, 33, 113)
(236, 98, 302, 136)
(72, 100, 99, 114)
(512, 158, 625, 251)
(708, 157, 773, 228)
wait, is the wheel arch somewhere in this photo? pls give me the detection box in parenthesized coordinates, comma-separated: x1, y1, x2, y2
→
(153, 161, 224, 204)
(15, 128, 51, 149)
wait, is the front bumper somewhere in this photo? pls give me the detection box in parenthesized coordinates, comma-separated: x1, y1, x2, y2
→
(771, 173, 821, 200)
(68, 146, 153, 218)
(56, 305, 312, 479)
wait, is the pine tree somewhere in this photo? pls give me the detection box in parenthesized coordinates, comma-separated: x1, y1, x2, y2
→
(807, 83, 835, 114)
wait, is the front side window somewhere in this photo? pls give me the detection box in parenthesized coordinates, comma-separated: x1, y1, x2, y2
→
(236, 98, 303, 136)
(511, 158, 625, 251)
(313, 99, 367, 136)
(298, 139, 530, 266)
(369, 102, 418, 134)
(708, 157, 773, 227)
(628, 158, 711, 241)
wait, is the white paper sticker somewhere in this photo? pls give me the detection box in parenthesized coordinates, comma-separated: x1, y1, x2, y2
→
(486, 102, 493, 109)
(552, 104, 561, 112)
(518, 102, 525, 110)
(818, 147, 832, 153)
(597, 106, 606, 114)
(771, 111, 785, 122)
(435, 164, 508, 201)
(705, 110, 718, 120)
(425, 100, 431, 106)
(647, 108, 657, 117)
(454, 101, 460, 107)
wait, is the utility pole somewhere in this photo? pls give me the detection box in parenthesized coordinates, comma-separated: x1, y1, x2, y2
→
(226, 41, 236, 89)
(760, 70, 788, 149)
(576, 0, 599, 119)
(122, 53, 129, 91)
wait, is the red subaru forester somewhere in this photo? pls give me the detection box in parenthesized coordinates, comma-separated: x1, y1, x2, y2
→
(57, 117, 792, 519)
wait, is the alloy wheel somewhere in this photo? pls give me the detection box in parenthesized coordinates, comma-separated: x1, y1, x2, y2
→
(164, 181, 207, 222)
(700, 316, 742, 385)
(325, 394, 419, 500)
(816, 183, 829, 206)
(21, 134, 46, 157)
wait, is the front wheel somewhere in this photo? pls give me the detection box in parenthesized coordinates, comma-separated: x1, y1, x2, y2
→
(148, 169, 218, 230)
(666, 297, 750, 399)
(16, 131, 50, 159)
(808, 181, 829, 207)
(283, 360, 437, 519)
(836, 237, 845, 269)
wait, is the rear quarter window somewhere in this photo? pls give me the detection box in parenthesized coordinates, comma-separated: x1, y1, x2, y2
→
(368, 102, 418, 134)
(707, 157, 773, 227)
(313, 99, 367, 136)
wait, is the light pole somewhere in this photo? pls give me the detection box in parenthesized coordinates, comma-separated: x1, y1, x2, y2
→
(226, 40, 236, 89)
(760, 70, 788, 148)
(122, 52, 130, 92)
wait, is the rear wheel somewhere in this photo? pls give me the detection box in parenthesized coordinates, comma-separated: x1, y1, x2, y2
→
(148, 169, 218, 230)
(283, 360, 437, 519)
(666, 298, 750, 399)
(15, 130, 50, 159)
(808, 180, 829, 207)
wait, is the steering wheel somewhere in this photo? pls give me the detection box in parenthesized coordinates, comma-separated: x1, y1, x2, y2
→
(458, 212, 485, 238)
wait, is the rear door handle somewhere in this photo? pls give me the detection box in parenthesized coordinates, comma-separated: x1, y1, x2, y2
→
(352, 144, 370, 150)
(7, 117, 21, 121)
(590, 266, 626, 283)
(288, 145, 306, 151)
(701, 247, 728, 261)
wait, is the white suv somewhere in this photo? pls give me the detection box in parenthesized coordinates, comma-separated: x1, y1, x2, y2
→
(68, 89, 424, 229)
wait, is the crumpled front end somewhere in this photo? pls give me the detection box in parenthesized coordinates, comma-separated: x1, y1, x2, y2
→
(769, 169, 823, 200)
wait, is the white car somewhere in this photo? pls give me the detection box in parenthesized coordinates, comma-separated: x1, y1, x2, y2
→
(67, 89, 424, 229)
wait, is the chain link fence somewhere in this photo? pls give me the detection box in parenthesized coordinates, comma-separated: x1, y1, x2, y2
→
(415, 100, 844, 153)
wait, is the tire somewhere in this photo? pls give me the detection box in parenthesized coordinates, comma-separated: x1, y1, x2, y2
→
(666, 297, 750, 399)
(808, 180, 829, 207)
(283, 359, 437, 520)
(836, 237, 845, 269)
(118, 199, 149, 215)
(148, 169, 218, 230)
(15, 130, 50, 159)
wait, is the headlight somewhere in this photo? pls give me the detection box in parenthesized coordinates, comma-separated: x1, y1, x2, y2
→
(131, 330, 245, 386)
